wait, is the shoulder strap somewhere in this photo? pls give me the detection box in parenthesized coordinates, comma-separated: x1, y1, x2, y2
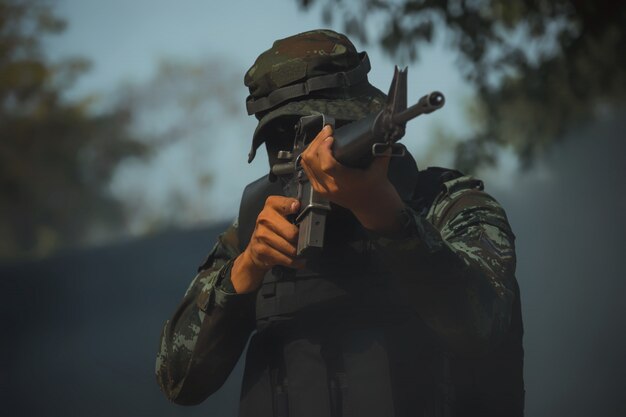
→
(237, 175, 285, 253)
(386, 145, 419, 202)
(411, 166, 464, 214)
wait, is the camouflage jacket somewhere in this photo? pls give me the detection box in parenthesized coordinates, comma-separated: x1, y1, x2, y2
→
(155, 174, 517, 405)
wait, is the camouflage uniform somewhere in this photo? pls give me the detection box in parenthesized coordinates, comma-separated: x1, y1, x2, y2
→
(156, 30, 523, 416)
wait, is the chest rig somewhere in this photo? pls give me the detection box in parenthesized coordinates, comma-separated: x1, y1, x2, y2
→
(237, 150, 422, 324)
(235, 152, 466, 417)
(233, 155, 524, 417)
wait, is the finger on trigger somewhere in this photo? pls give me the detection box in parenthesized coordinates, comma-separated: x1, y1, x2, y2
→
(268, 196, 299, 216)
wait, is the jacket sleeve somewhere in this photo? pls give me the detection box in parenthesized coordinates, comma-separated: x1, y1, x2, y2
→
(155, 218, 256, 405)
(369, 175, 517, 355)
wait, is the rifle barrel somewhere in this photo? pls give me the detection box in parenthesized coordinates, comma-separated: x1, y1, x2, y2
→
(392, 91, 445, 125)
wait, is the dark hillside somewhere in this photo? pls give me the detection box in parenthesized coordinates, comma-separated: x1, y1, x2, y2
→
(1, 222, 244, 417)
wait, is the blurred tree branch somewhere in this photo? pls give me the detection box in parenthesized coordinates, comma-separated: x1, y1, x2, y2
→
(297, 0, 626, 172)
(0, 0, 147, 259)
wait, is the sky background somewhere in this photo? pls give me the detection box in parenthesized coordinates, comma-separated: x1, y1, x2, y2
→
(44, 0, 483, 233)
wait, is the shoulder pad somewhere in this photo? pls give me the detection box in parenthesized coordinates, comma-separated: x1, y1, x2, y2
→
(428, 175, 508, 232)
(411, 167, 463, 214)
(441, 175, 485, 199)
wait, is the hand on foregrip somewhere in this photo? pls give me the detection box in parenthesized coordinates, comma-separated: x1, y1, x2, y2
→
(300, 125, 397, 210)
(300, 124, 407, 233)
(231, 196, 304, 294)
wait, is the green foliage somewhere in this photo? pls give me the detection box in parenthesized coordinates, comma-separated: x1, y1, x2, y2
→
(0, 0, 147, 259)
(298, 0, 626, 172)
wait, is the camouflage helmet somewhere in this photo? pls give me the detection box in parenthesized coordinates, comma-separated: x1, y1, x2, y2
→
(244, 29, 386, 162)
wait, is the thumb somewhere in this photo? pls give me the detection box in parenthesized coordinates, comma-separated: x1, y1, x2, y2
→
(323, 135, 334, 151)
(289, 199, 300, 213)
(268, 196, 300, 216)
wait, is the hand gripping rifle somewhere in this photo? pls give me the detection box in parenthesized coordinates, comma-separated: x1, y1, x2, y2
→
(270, 67, 445, 259)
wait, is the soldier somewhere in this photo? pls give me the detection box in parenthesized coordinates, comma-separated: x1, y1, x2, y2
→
(156, 30, 524, 417)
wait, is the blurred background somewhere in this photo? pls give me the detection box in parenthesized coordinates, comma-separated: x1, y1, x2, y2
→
(1, 0, 624, 416)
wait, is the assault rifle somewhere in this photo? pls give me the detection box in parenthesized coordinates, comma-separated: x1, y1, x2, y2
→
(271, 67, 445, 258)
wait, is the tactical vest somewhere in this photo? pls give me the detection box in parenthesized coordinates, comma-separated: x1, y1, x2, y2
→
(235, 152, 524, 417)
